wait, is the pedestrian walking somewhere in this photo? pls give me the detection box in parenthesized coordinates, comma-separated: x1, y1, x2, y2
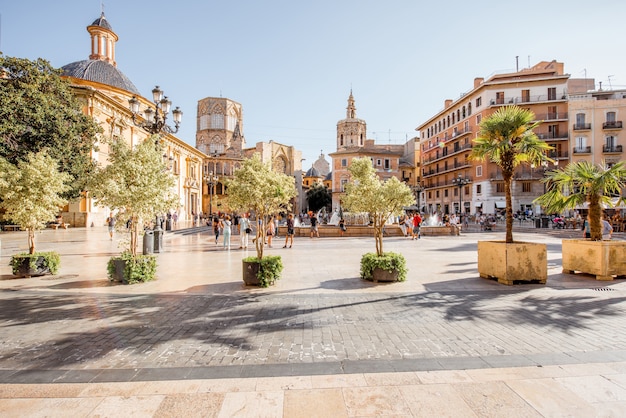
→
(339, 218, 346, 237)
(213, 216, 222, 245)
(310, 214, 319, 238)
(266, 216, 276, 247)
(239, 213, 251, 249)
(283, 214, 295, 248)
(222, 216, 232, 250)
(106, 213, 116, 240)
(412, 213, 422, 240)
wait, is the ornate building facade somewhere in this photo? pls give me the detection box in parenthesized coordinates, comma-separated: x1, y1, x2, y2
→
(196, 98, 304, 215)
(329, 92, 411, 210)
(61, 13, 205, 226)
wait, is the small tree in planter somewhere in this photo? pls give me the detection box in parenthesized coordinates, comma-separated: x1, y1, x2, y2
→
(0, 151, 70, 276)
(90, 136, 177, 283)
(226, 154, 296, 287)
(535, 160, 626, 280)
(341, 157, 414, 282)
(471, 105, 553, 284)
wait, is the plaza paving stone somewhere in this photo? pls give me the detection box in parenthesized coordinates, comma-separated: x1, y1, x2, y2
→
(0, 224, 625, 416)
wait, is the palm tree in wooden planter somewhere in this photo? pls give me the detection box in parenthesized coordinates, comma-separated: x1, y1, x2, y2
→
(471, 105, 553, 285)
(226, 153, 297, 287)
(341, 157, 415, 282)
(535, 160, 626, 280)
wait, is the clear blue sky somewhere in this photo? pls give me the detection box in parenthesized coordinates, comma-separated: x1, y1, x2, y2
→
(2, 1, 626, 167)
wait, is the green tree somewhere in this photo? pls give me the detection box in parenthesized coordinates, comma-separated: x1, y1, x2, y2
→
(0, 151, 70, 253)
(226, 154, 297, 260)
(90, 136, 178, 258)
(0, 56, 101, 199)
(342, 157, 415, 256)
(535, 161, 626, 241)
(471, 105, 552, 243)
(306, 182, 331, 213)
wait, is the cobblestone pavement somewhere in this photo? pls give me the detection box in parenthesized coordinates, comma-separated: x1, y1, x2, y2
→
(1, 226, 625, 382)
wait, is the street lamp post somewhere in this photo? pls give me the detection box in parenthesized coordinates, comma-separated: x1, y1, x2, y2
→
(204, 171, 219, 217)
(128, 86, 182, 239)
(451, 174, 470, 215)
(128, 86, 182, 138)
(413, 183, 423, 212)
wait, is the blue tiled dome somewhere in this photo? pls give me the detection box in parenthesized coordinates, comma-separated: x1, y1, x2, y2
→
(62, 59, 140, 95)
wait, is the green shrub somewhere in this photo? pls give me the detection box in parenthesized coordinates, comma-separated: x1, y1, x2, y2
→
(107, 252, 157, 284)
(243, 255, 283, 287)
(10, 252, 60, 275)
(360, 252, 407, 282)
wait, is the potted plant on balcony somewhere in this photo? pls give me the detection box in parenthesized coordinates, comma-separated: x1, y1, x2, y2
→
(535, 160, 626, 280)
(341, 157, 415, 282)
(226, 153, 296, 287)
(471, 105, 553, 285)
(0, 151, 70, 277)
(90, 136, 177, 284)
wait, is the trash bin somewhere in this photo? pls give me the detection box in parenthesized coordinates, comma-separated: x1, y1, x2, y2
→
(541, 217, 550, 228)
(165, 219, 172, 231)
(153, 227, 163, 253)
(143, 230, 154, 255)
(535, 218, 541, 228)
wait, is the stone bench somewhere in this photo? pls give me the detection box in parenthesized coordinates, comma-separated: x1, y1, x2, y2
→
(420, 225, 460, 236)
(2, 225, 20, 231)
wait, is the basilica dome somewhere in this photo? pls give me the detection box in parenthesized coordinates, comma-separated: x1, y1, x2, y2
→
(61, 13, 140, 95)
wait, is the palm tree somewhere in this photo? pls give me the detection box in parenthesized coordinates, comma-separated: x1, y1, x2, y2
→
(471, 106, 553, 243)
(535, 161, 626, 241)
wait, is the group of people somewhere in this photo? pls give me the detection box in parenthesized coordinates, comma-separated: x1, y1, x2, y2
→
(208, 213, 297, 250)
(400, 213, 422, 240)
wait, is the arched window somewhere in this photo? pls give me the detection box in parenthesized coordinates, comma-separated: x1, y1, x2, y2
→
(462, 106, 466, 118)
(468, 102, 472, 115)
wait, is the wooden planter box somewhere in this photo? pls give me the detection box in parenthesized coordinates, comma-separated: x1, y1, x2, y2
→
(477, 241, 547, 285)
(562, 239, 626, 281)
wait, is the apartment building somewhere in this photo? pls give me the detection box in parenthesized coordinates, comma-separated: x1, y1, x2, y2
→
(415, 60, 593, 216)
(568, 88, 626, 166)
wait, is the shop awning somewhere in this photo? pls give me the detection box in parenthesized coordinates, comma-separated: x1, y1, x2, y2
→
(475, 202, 483, 207)
(494, 201, 506, 208)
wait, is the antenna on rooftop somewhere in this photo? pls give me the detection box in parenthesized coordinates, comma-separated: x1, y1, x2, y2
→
(608, 75, 614, 90)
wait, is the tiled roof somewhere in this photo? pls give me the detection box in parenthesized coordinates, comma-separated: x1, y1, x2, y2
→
(90, 13, 113, 31)
(62, 59, 140, 95)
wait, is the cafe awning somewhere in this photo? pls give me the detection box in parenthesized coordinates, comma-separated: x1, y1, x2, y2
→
(494, 201, 506, 208)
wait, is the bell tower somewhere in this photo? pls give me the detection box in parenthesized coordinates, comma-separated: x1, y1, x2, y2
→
(336, 90, 366, 150)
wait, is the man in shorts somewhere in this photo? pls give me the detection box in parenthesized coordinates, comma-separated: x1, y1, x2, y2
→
(310, 214, 319, 238)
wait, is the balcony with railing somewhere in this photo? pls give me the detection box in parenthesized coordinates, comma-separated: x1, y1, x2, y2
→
(547, 150, 569, 160)
(573, 123, 591, 131)
(602, 145, 623, 153)
(536, 132, 569, 141)
(488, 94, 567, 107)
(423, 143, 473, 164)
(422, 161, 472, 178)
(573, 146, 592, 154)
(602, 121, 623, 130)
(534, 113, 568, 121)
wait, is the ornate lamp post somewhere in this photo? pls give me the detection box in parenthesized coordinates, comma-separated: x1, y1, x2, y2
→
(128, 86, 182, 235)
(128, 86, 182, 138)
(451, 173, 470, 215)
(413, 183, 423, 212)
(204, 171, 219, 217)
